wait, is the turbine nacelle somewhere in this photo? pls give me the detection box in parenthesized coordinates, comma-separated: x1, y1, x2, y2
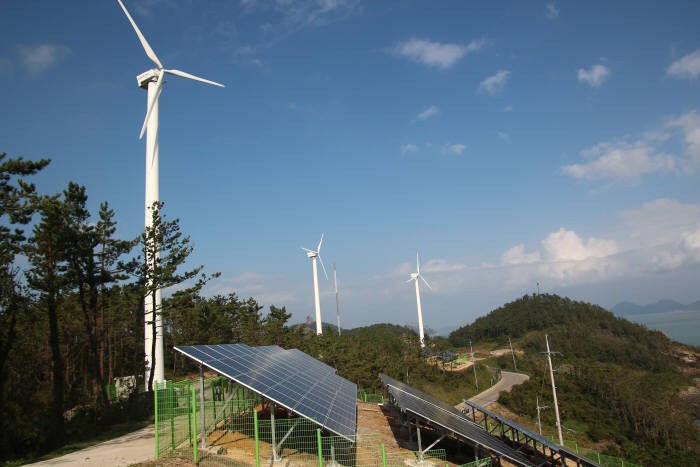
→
(117, 0, 224, 140)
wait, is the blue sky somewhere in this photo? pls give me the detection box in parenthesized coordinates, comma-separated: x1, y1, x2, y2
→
(2, 1, 700, 333)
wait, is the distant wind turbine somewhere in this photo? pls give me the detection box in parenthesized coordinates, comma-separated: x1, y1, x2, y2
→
(302, 233, 328, 335)
(407, 252, 432, 348)
(333, 263, 341, 335)
(116, 0, 224, 387)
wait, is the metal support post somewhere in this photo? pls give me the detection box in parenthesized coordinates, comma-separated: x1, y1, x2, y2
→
(415, 419, 423, 462)
(381, 444, 387, 467)
(275, 419, 300, 454)
(317, 428, 323, 467)
(270, 402, 279, 461)
(421, 434, 446, 454)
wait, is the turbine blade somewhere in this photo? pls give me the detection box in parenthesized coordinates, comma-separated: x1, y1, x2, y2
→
(333, 263, 338, 293)
(317, 232, 324, 252)
(139, 69, 164, 139)
(420, 274, 433, 291)
(116, 0, 163, 69)
(416, 252, 420, 274)
(406, 278, 414, 283)
(165, 69, 225, 87)
(301, 247, 314, 253)
(318, 255, 329, 281)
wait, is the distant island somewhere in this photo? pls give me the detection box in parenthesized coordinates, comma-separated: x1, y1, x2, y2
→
(610, 298, 700, 315)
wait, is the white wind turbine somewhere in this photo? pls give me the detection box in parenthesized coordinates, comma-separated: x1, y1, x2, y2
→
(116, 0, 224, 387)
(407, 252, 432, 348)
(302, 234, 328, 335)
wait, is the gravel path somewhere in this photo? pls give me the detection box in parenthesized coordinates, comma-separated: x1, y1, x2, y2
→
(26, 425, 155, 466)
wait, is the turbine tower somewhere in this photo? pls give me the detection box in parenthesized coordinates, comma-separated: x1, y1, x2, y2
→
(333, 263, 341, 335)
(117, 0, 224, 387)
(302, 233, 328, 335)
(407, 252, 432, 348)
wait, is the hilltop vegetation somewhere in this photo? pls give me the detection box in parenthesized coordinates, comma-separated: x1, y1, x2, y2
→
(450, 294, 700, 466)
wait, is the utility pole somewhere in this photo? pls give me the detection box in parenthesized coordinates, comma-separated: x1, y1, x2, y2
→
(508, 336, 518, 371)
(537, 281, 540, 295)
(543, 335, 563, 445)
(536, 396, 550, 435)
(469, 340, 478, 391)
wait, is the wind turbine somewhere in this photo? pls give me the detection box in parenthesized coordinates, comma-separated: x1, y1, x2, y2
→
(302, 234, 328, 335)
(407, 252, 432, 348)
(333, 263, 341, 335)
(116, 0, 224, 387)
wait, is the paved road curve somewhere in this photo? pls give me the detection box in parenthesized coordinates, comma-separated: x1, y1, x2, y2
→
(456, 370, 529, 412)
(26, 425, 155, 466)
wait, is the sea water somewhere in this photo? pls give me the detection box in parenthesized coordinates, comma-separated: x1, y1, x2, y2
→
(624, 309, 700, 347)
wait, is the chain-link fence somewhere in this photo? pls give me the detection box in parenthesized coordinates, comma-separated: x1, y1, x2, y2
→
(155, 378, 642, 467)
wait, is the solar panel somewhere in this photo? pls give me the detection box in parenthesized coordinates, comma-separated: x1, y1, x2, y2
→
(176, 344, 357, 441)
(462, 399, 600, 466)
(462, 399, 551, 448)
(379, 374, 533, 467)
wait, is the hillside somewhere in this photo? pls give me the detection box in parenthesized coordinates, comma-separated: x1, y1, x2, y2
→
(449, 294, 700, 466)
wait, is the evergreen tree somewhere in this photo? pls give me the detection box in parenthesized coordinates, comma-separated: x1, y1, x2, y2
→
(137, 201, 212, 391)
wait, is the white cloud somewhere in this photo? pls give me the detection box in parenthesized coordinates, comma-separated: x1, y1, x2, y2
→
(504, 105, 513, 112)
(542, 228, 618, 261)
(479, 70, 510, 95)
(498, 131, 510, 143)
(16, 43, 71, 77)
(501, 244, 540, 265)
(577, 64, 610, 87)
(418, 105, 440, 120)
(441, 143, 466, 155)
(545, 2, 560, 19)
(562, 140, 676, 181)
(667, 48, 700, 80)
(401, 144, 418, 154)
(563, 109, 700, 182)
(666, 110, 700, 168)
(392, 38, 484, 69)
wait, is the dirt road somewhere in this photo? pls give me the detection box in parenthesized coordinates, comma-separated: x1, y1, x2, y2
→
(26, 425, 155, 466)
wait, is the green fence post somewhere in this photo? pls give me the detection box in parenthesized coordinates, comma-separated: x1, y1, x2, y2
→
(191, 386, 198, 464)
(381, 443, 386, 467)
(170, 386, 175, 450)
(575, 442, 579, 454)
(188, 381, 192, 446)
(597, 451, 601, 464)
(254, 409, 260, 467)
(621, 461, 624, 467)
(317, 428, 323, 467)
(154, 381, 159, 459)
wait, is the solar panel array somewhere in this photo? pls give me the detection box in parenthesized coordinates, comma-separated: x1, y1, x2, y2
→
(462, 399, 552, 448)
(379, 374, 533, 467)
(175, 344, 357, 441)
(462, 399, 600, 466)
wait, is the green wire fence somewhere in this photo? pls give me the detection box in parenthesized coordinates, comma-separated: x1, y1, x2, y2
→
(155, 378, 640, 467)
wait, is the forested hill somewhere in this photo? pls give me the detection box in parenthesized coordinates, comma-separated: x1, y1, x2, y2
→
(449, 294, 699, 466)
